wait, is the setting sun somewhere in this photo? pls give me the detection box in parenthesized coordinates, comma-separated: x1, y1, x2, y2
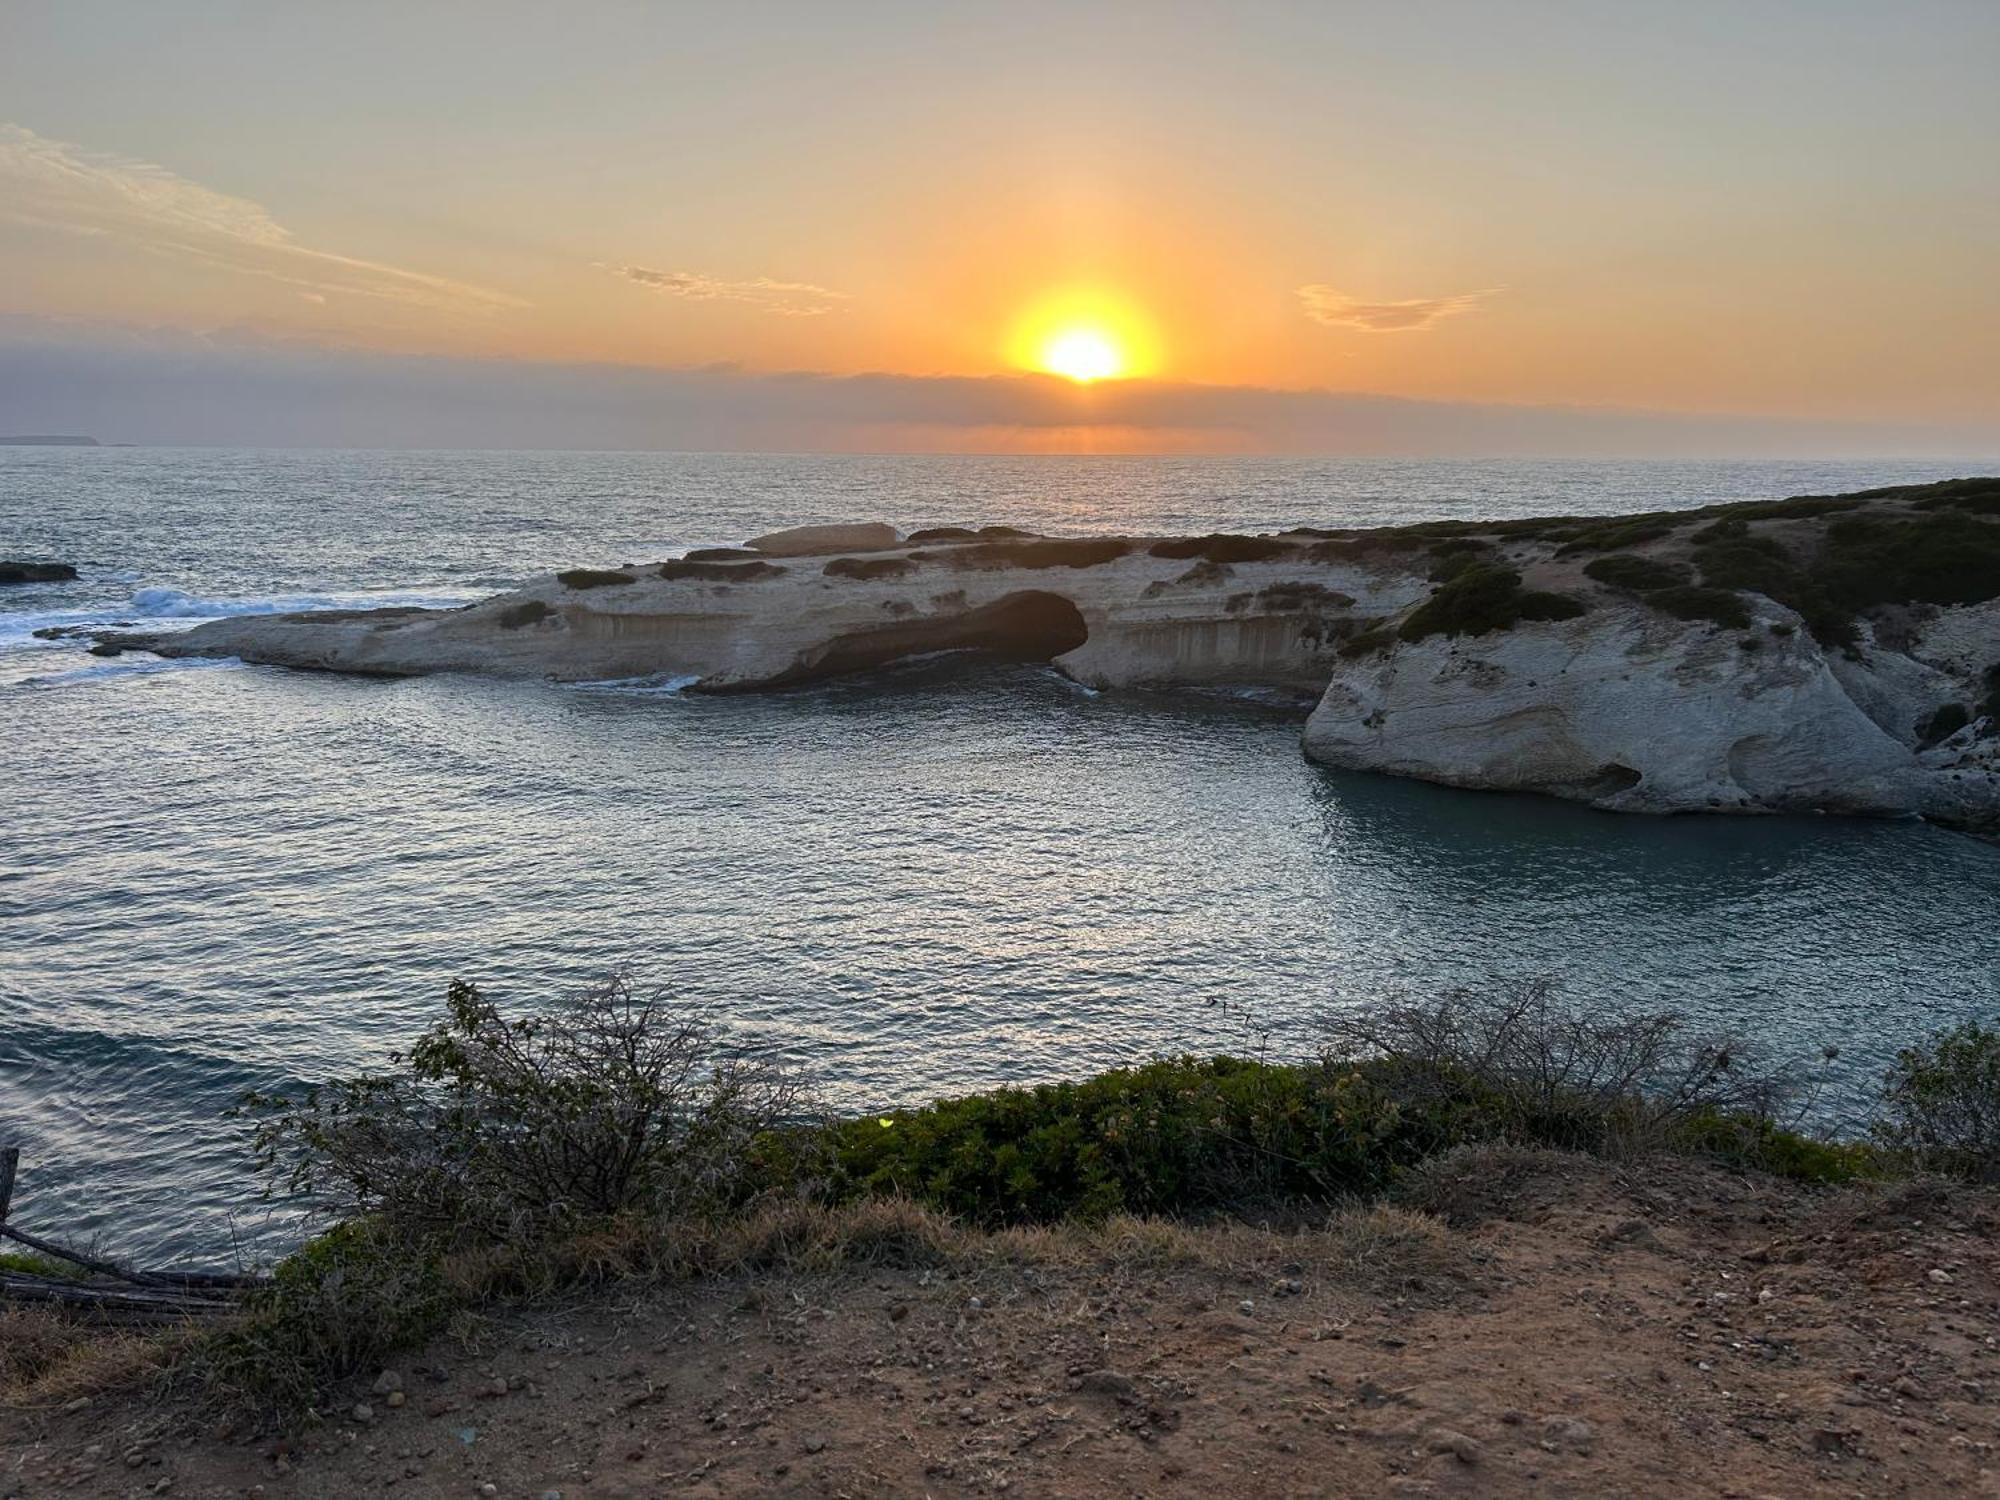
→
(1041, 327, 1123, 383)
(1007, 286, 1161, 384)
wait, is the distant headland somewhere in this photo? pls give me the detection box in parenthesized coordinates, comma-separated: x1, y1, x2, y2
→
(0, 434, 100, 446)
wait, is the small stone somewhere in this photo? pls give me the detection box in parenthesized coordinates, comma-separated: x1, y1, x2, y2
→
(478, 1484, 498, 1497)
(63, 1397, 90, 1414)
(967, 1297, 983, 1310)
(373, 1370, 405, 1396)
(1238, 1299, 1256, 1315)
(486, 1377, 509, 1398)
(1539, 1416, 1596, 1454)
(386, 1391, 406, 1409)
(351, 1403, 375, 1424)
(803, 1435, 827, 1454)
(1928, 1268, 1954, 1285)
(1077, 1370, 1137, 1400)
(1429, 1429, 1483, 1464)
(888, 1305, 909, 1323)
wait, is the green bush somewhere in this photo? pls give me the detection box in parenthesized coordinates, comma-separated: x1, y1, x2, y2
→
(1583, 553, 1690, 592)
(495, 599, 552, 629)
(1399, 564, 1586, 642)
(951, 538, 1131, 570)
(1871, 1021, 2000, 1181)
(1148, 534, 1296, 564)
(659, 559, 786, 582)
(1819, 513, 2000, 611)
(820, 1057, 1410, 1224)
(1645, 585, 1752, 630)
(556, 568, 636, 590)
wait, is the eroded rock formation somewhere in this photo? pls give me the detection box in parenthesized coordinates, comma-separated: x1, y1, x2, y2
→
(95, 479, 2000, 829)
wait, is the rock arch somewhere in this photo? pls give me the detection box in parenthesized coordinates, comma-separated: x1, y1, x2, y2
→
(774, 589, 1089, 685)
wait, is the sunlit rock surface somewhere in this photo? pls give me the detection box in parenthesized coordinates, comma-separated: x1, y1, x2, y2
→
(97, 483, 2000, 829)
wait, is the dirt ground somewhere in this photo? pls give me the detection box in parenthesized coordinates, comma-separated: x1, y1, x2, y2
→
(4, 1152, 1998, 1499)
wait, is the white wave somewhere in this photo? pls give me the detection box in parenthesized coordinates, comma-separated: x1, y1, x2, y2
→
(125, 585, 483, 620)
(8, 655, 245, 690)
(571, 672, 703, 696)
(0, 584, 488, 651)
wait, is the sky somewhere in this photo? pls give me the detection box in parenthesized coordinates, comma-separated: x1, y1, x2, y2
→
(1, 0, 1997, 454)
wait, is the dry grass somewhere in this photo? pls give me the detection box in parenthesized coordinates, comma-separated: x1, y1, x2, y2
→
(0, 1307, 184, 1411)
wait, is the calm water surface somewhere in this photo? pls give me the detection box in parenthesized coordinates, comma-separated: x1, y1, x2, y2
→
(3, 450, 1997, 1262)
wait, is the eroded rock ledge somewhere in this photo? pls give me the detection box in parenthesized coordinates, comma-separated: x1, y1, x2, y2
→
(96, 480, 2000, 829)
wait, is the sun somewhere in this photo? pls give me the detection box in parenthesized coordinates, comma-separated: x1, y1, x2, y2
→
(1040, 327, 1125, 383)
(1007, 287, 1160, 383)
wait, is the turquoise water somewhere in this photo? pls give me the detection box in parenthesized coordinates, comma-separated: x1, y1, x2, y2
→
(3, 449, 1997, 1263)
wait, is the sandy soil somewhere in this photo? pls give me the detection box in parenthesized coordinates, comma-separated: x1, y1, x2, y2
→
(5, 1152, 1998, 1499)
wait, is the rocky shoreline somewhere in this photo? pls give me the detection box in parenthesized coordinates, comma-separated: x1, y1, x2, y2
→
(95, 480, 2000, 830)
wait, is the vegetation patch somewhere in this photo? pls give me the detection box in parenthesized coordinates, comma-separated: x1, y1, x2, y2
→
(1817, 513, 2000, 612)
(949, 538, 1132, 570)
(1904, 477, 2000, 516)
(1148, 534, 1297, 564)
(555, 568, 636, 590)
(1583, 553, 1690, 592)
(1871, 1021, 2000, 1182)
(495, 599, 553, 629)
(658, 559, 787, 582)
(905, 526, 979, 543)
(1399, 563, 1587, 643)
(823, 556, 917, 581)
(1644, 585, 1752, 630)
(1256, 581, 1355, 611)
(1553, 517, 1689, 556)
(682, 547, 763, 562)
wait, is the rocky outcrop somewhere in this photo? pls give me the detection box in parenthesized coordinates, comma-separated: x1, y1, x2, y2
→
(0, 561, 78, 584)
(1300, 597, 2000, 829)
(93, 481, 2000, 829)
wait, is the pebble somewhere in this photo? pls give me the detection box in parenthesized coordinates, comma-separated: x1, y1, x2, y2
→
(386, 1391, 406, 1409)
(373, 1370, 405, 1396)
(1539, 1416, 1597, 1454)
(1429, 1428, 1483, 1464)
(351, 1404, 374, 1424)
(803, 1435, 827, 1454)
(477, 1485, 497, 1497)
(1929, 1269, 1955, 1285)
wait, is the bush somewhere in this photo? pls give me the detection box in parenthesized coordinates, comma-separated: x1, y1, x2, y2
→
(1399, 564, 1586, 643)
(1584, 554, 1692, 592)
(949, 538, 1131, 570)
(1871, 1021, 2000, 1181)
(240, 977, 816, 1242)
(1645, 585, 1751, 630)
(820, 1056, 1409, 1225)
(495, 599, 552, 629)
(1317, 980, 1814, 1169)
(658, 559, 786, 582)
(823, 556, 916, 581)
(1819, 513, 2000, 611)
(555, 568, 636, 590)
(1148, 534, 1296, 564)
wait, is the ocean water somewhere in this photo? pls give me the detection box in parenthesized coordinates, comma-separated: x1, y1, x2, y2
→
(3, 448, 1999, 1265)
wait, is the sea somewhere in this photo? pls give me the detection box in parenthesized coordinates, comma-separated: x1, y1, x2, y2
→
(3, 448, 1998, 1265)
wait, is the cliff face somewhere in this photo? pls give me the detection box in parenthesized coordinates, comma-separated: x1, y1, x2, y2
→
(98, 482, 2000, 829)
(1300, 597, 2000, 829)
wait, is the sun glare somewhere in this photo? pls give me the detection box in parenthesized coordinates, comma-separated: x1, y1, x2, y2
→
(1008, 287, 1160, 384)
(1042, 327, 1123, 383)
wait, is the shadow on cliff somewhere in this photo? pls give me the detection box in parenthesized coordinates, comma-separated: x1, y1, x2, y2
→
(760, 589, 1090, 688)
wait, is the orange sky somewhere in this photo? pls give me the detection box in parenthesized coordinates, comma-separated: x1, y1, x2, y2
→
(2, 4, 1997, 451)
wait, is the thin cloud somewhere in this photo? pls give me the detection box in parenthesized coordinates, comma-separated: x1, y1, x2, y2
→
(0, 123, 523, 312)
(1297, 284, 1497, 332)
(612, 264, 849, 316)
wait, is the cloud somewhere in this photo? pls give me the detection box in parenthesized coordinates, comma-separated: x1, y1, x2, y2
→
(611, 264, 848, 316)
(4, 315, 1990, 458)
(1297, 285, 1497, 332)
(0, 123, 523, 312)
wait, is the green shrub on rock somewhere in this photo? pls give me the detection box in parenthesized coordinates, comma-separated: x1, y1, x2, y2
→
(1583, 553, 1691, 592)
(556, 568, 636, 590)
(1399, 564, 1586, 643)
